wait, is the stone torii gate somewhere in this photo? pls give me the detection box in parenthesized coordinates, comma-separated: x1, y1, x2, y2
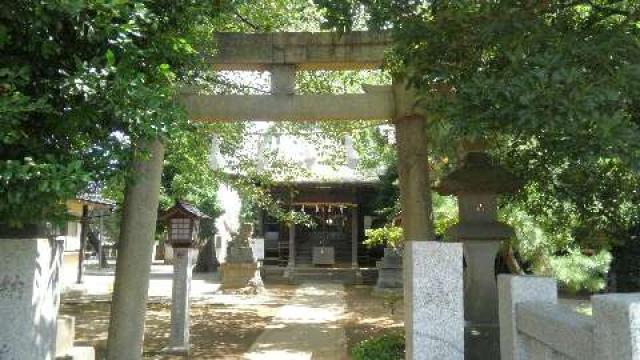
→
(183, 31, 464, 360)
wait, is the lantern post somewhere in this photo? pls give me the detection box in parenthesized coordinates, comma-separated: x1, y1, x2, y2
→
(161, 201, 209, 355)
(436, 150, 521, 357)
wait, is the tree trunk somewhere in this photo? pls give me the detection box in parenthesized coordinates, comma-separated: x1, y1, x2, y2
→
(394, 114, 434, 241)
(100, 246, 108, 268)
(502, 243, 524, 275)
(106, 139, 165, 360)
(194, 238, 219, 273)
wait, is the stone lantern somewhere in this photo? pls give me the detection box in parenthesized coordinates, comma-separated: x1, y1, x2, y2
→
(160, 201, 209, 355)
(436, 151, 521, 329)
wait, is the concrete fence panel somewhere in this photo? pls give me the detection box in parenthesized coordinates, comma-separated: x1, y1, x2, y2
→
(499, 274, 640, 360)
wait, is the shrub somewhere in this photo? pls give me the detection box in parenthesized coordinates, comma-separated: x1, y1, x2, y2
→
(547, 249, 612, 293)
(351, 333, 405, 360)
(364, 226, 404, 250)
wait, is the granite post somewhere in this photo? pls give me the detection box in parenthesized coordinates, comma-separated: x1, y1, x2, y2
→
(404, 241, 464, 360)
(593, 293, 640, 360)
(168, 247, 193, 354)
(56, 315, 76, 357)
(0, 236, 64, 360)
(498, 275, 558, 360)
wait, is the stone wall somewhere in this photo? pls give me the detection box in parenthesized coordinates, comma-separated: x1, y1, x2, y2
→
(0, 238, 63, 360)
(499, 274, 640, 360)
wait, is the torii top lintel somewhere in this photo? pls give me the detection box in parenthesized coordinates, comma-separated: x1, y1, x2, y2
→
(183, 31, 424, 122)
(211, 31, 392, 71)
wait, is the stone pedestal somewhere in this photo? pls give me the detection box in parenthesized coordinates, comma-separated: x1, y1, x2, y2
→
(445, 221, 513, 326)
(227, 244, 254, 261)
(446, 223, 512, 359)
(0, 237, 63, 360)
(374, 248, 403, 292)
(168, 247, 193, 354)
(221, 223, 262, 289)
(464, 240, 502, 324)
(405, 241, 464, 360)
(220, 263, 260, 288)
(465, 324, 500, 360)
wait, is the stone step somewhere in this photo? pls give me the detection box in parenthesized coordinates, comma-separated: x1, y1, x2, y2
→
(360, 268, 379, 285)
(290, 270, 357, 284)
(55, 347, 95, 360)
(55, 315, 95, 360)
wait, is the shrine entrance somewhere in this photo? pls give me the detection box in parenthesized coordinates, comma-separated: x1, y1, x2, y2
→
(295, 204, 352, 267)
(178, 31, 465, 359)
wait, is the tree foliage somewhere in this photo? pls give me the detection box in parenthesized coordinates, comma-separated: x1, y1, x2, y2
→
(314, 1, 640, 290)
(1, 1, 224, 226)
(316, 1, 640, 249)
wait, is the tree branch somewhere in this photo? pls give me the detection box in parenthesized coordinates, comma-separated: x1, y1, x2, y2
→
(233, 10, 261, 31)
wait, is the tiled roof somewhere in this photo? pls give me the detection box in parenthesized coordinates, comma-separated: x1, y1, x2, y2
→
(175, 200, 211, 219)
(75, 193, 116, 208)
(214, 129, 383, 185)
(435, 152, 522, 195)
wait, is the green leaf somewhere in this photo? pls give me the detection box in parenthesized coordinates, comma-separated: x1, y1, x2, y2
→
(106, 49, 116, 66)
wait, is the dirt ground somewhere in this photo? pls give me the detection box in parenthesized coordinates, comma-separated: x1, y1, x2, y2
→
(61, 285, 296, 360)
(343, 286, 404, 351)
(61, 284, 404, 359)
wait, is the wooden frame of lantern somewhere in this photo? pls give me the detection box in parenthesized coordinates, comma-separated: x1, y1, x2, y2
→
(161, 201, 210, 248)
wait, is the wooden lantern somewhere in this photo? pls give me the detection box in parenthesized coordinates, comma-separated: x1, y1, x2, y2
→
(161, 201, 210, 248)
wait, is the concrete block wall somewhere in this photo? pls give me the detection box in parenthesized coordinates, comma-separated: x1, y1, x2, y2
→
(499, 275, 640, 360)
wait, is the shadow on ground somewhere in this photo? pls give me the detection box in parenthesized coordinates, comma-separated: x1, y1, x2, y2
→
(60, 285, 296, 359)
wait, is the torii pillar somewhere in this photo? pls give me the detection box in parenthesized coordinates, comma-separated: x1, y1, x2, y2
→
(393, 81, 464, 360)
